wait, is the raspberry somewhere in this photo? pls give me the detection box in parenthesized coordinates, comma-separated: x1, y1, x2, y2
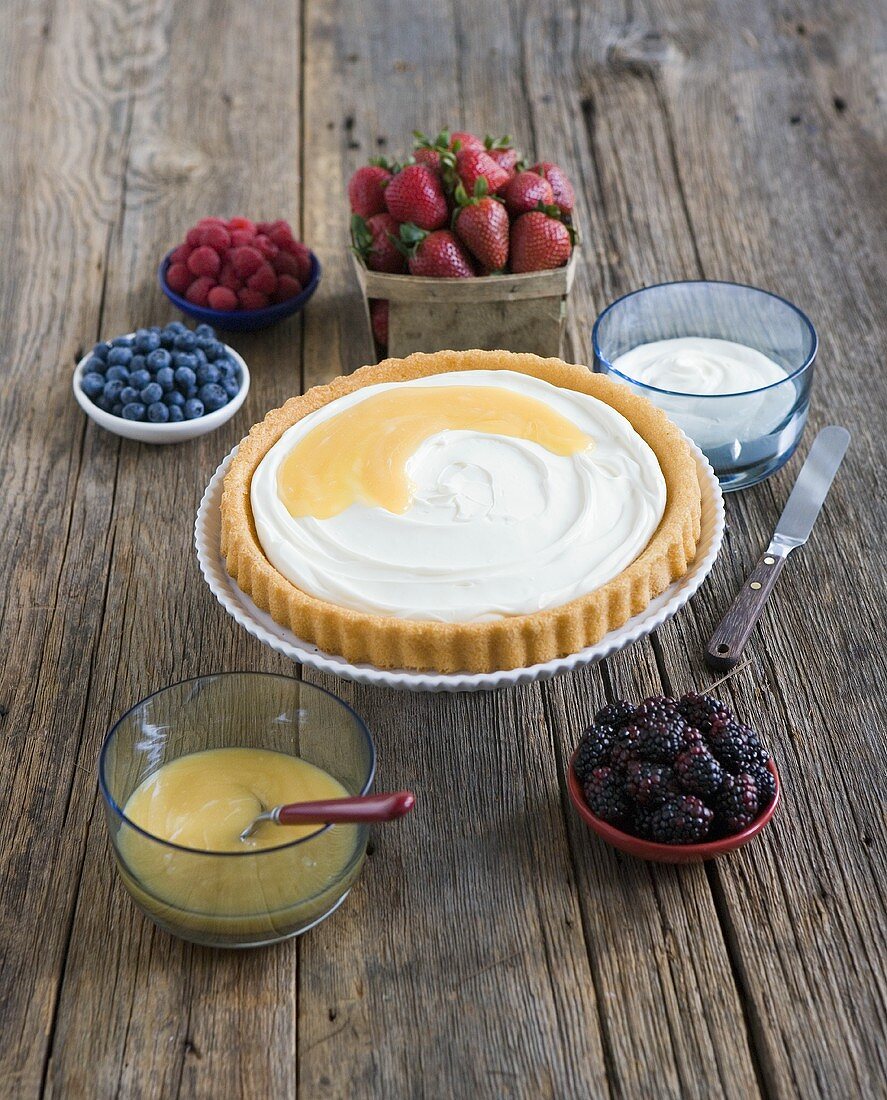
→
(238, 286, 269, 310)
(207, 285, 238, 311)
(231, 246, 263, 277)
(674, 744, 723, 799)
(269, 223, 296, 248)
(636, 795, 713, 844)
(278, 237, 312, 282)
(166, 262, 191, 294)
(582, 767, 630, 827)
(247, 261, 277, 295)
(573, 724, 616, 783)
(273, 275, 302, 302)
(187, 246, 222, 278)
(197, 216, 226, 227)
(170, 243, 193, 265)
(186, 226, 203, 247)
(185, 276, 215, 306)
(218, 263, 241, 290)
(254, 234, 279, 259)
(708, 717, 762, 773)
(624, 760, 675, 805)
(228, 216, 256, 234)
(594, 700, 636, 730)
(197, 223, 231, 251)
(678, 692, 732, 735)
(272, 250, 302, 278)
(717, 773, 759, 833)
(230, 228, 257, 248)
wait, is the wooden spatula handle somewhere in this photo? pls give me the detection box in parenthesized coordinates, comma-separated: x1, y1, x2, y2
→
(704, 550, 788, 671)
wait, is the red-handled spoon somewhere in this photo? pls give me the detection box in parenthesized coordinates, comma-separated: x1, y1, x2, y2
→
(239, 790, 415, 841)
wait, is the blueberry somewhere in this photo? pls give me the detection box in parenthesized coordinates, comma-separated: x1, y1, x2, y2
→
(91, 343, 110, 362)
(111, 334, 134, 346)
(112, 403, 124, 417)
(204, 340, 225, 362)
(107, 346, 133, 367)
(195, 323, 215, 338)
(160, 327, 179, 347)
(147, 348, 172, 371)
(134, 329, 161, 353)
(174, 365, 197, 391)
(149, 325, 162, 334)
(84, 355, 107, 374)
(174, 331, 198, 351)
(129, 368, 151, 389)
(140, 382, 163, 405)
(195, 334, 215, 352)
(122, 402, 146, 421)
(129, 354, 146, 374)
(105, 365, 130, 383)
(193, 348, 208, 366)
(81, 372, 105, 399)
(184, 398, 205, 420)
(119, 385, 139, 404)
(163, 390, 185, 407)
(156, 366, 175, 391)
(95, 395, 113, 412)
(198, 383, 228, 412)
(196, 363, 221, 386)
(147, 401, 169, 423)
(166, 320, 188, 334)
(221, 374, 240, 398)
(103, 379, 125, 402)
(173, 351, 198, 371)
(168, 405, 184, 423)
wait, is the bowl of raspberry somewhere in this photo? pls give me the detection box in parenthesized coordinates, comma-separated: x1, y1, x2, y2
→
(159, 217, 321, 333)
(73, 322, 250, 443)
(567, 693, 780, 863)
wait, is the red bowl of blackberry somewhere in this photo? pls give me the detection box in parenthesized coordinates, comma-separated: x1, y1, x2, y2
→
(567, 693, 780, 863)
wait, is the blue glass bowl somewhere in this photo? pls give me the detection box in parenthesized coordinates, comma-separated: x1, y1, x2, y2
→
(592, 280, 818, 491)
(158, 250, 322, 333)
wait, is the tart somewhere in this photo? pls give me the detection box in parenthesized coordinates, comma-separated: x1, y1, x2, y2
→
(221, 350, 702, 672)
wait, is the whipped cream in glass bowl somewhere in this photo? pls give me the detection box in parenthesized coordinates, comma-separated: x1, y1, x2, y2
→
(592, 282, 817, 491)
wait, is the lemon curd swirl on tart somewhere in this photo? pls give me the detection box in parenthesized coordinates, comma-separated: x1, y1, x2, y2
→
(221, 351, 702, 673)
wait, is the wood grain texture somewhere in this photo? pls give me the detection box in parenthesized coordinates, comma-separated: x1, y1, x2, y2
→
(0, 0, 884, 1096)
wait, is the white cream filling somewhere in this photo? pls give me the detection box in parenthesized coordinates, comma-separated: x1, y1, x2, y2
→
(250, 370, 667, 622)
(611, 337, 794, 449)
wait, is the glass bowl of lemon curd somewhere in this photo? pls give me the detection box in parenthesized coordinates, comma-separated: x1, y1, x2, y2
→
(99, 673, 374, 948)
(593, 281, 818, 491)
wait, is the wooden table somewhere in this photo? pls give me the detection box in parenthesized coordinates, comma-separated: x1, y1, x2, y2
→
(2, 0, 885, 1096)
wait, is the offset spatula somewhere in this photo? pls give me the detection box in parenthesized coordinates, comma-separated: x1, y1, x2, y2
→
(704, 426, 850, 671)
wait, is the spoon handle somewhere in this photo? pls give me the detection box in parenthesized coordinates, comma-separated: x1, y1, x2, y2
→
(276, 790, 415, 825)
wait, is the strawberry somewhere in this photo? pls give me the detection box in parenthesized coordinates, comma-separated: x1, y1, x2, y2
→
(503, 170, 554, 217)
(454, 147, 511, 196)
(452, 181, 509, 271)
(399, 224, 475, 277)
(348, 163, 393, 217)
(369, 299, 389, 346)
(449, 130, 485, 152)
(413, 147, 442, 173)
(484, 135, 520, 183)
(384, 164, 448, 230)
(510, 210, 573, 272)
(530, 161, 575, 215)
(352, 213, 406, 274)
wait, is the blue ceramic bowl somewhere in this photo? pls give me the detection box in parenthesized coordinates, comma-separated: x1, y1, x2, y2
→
(158, 250, 322, 333)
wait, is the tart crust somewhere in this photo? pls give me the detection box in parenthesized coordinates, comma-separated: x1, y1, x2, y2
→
(221, 350, 702, 673)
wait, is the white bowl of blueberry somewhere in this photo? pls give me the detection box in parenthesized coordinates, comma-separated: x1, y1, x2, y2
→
(73, 321, 249, 443)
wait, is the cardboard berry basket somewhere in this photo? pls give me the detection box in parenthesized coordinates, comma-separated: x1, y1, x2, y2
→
(352, 240, 579, 360)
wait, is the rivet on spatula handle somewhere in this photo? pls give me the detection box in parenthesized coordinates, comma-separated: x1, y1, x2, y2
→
(704, 550, 788, 671)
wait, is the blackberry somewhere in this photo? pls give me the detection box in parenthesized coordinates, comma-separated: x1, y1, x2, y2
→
(610, 725, 643, 771)
(583, 767, 631, 827)
(625, 759, 676, 806)
(573, 724, 616, 783)
(747, 762, 776, 806)
(708, 717, 762, 773)
(633, 695, 680, 722)
(716, 772, 759, 833)
(594, 700, 636, 731)
(636, 794, 713, 844)
(681, 725, 705, 751)
(674, 744, 723, 799)
(634, 712, 686, 763)
(678, 691, 732, 735)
